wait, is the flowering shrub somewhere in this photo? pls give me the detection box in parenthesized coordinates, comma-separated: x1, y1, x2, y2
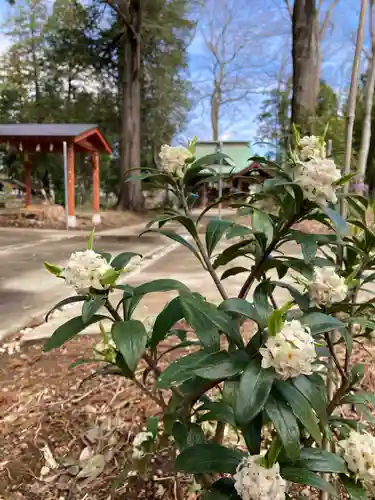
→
(44, 133, 375, 499)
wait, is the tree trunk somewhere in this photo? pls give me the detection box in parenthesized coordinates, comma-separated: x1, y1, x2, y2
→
(358, 52, 375, 188)
(117, 0, 144, 212)
(343, 0, 368, 198)
(210, 89, 220, 141)
(291, 0, 318, 133)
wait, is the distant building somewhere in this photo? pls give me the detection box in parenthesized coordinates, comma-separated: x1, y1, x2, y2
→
(194, 141, 270, 206)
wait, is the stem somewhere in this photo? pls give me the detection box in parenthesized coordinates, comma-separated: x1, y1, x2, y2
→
(180, 191, 228, 300)
(325, 332, 347, 380)
(239, 215, 300, 299)
(214, 422, 225, 443)
(133, 377, 165, 408)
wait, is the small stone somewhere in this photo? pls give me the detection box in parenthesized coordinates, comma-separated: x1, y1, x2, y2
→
(40, 466, 50, 476)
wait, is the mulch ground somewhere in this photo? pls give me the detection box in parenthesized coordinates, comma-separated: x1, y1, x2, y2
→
(0, 210, 149, 231)
(1, 331, 375, 500)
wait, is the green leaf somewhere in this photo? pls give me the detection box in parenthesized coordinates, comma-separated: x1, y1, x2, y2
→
(265, 392, 300, 459)
(100, 267, 121, 286)
(287, 230, 318, 263)
(291, 375, 327, 425)
(235, 358, 275, 425)
(253, 281, 274, 328)
(275, 380, 321, 443)
(240, 413, 262, 454)
(157, 350, 210, 389)
(45, 296, 86, 322)
(147, 416, 159, 438)
(252, 209, 274, 246)
(87, 229, 95, 250)
(193, 351, 246, 380)
(111, 320, 148, 372)
(44, 261, 62, 276)
(340, 475, 366, 500)
(225, 224, 252, 240)
(323, 207, 348, 236)
(175, 443, 244, 474)
(301, 312, 345, 335)
(221, 267, 249, 280)
(280, 467, 338, 497)
(180, 292, 242, 348)
(213, 240, 254, 269)
(82, 296, 105, 324)
(142, 228, 203, 264)
(219, 298, 257, 322)
(111, 252, 141, 270)
(133, 279, 188, 296)
(68, 358, 97, 369)
(43, 315, 107, 351)
(206, 218, 234, 256)
(283, 448, 347, 473)
(197, 400, 236, 428)
(150, 296, 184, 348)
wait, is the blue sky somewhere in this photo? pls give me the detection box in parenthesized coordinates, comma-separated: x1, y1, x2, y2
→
(0, 0, 369, 153)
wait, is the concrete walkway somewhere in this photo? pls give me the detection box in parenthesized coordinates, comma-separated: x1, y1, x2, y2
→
(0, 223, 165, 340)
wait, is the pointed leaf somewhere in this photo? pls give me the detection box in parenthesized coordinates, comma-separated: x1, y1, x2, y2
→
(280, 467, 338, 497)
(156, 350, 210, 389)
(141, 228, 203, 264)
(206, 218, 234, 256)
(44, 261, 62, 276)
(340, 475, 366, 500)
(82, 296, 105, 324)
(45, 296, 86, 322)
(175, 443, 244, 474)
(265, 393, 300, 459)
(282, 448, 347, 473)
(150, 296, 184, 348)
(111, 320, 148, 372)
(43, 315, 107, 351)
(111, 252, 141, 270)
(275, 380, 321, 444)
(323, 207, 348, 236)
(291, 375, 327, 425)
(193, 351, 246, 380)
(301, 312, 345, 335)
(235, 358, 275, 424)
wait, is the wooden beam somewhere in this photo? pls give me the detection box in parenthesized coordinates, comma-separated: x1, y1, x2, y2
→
(25, 153, 31, 207)
(67, 143, 76, 228)
(91, 151, 101, 225)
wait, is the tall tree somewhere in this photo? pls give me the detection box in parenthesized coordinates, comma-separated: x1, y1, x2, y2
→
(291, 0, 318, 131)
(357, 0, 375, 187)
(197, 0, 269, 140)
(343, 0, 368, 196)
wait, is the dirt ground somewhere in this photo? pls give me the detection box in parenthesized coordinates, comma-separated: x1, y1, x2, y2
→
(1, 331, 375, 500)
(0, 209, 149, 231)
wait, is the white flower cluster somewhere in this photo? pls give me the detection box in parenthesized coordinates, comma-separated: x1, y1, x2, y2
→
(260, 320, 317, 380)
(159, 144, 192, 177)
(294, 157, 341, 206)
(132, 431, 153, 460)
(338, 430, 375, 483)
(298, 135, 326, 161)
(63, 250, 112, 295)
(309, 267, 347, 307)
(234, 455, 286, 500)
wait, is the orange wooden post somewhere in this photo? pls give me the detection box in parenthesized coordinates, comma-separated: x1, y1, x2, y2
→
(67, 143, 76, 228)
(25, 154, 31, 208)
(91, 151, 101, 225)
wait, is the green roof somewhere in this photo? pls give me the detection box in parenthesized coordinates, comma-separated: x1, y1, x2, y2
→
(195, 141, 253, 175)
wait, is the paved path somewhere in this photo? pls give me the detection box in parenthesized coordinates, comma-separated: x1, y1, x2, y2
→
(0, 225, 166, 339)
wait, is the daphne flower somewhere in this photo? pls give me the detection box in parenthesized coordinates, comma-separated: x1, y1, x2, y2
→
(234, 455, 286, 500)
(159, 144, 192, 177)
(338, 430, 375, 483)
(309, 267, 347, 307)
(260, 320, 317, 380)
(132, 431, 153, 460)
(298, 135, 326, 161)
(63, 250, 112, 295)
(294, 157, 341, 206)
